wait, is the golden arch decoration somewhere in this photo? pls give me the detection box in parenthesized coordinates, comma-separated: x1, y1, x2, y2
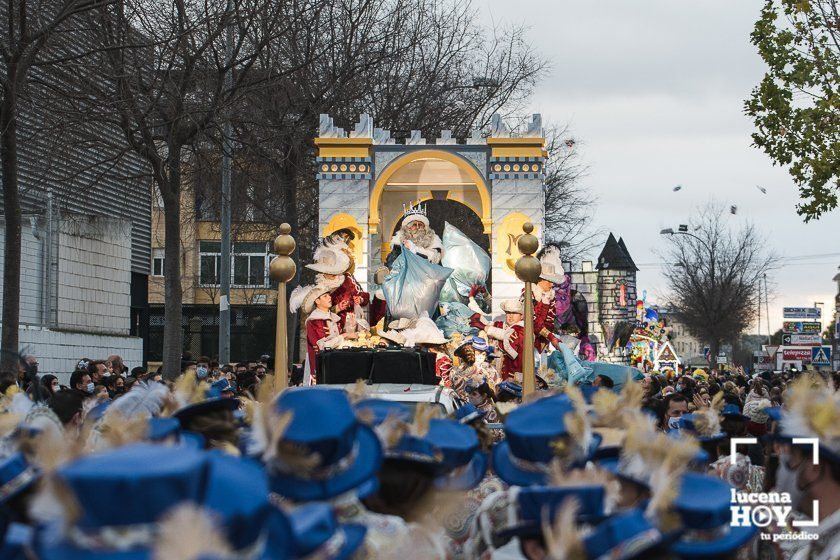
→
(369, 149, 492, 235)
(495, 212, 540, 274)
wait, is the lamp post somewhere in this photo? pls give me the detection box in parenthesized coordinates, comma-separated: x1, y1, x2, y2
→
(514, 222, 541, 396)
(269, 224, 296, 391)
(659, 227, 712, 251)
(218, 0, 234, 365)
(815, 301, 825, 335)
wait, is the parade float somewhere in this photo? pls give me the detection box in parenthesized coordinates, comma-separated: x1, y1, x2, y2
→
(626, 301, 681, 373)
(292, 113, 645, 388)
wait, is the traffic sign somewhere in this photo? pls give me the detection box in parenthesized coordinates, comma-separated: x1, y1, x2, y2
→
(811, 346, 832, 366)
(783, 307, 822, 319)
(783, 321, 821, 334)
(782, 348, 812, 361)
(782, 333, 822, 346)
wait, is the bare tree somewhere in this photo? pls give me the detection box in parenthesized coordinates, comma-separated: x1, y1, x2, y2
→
(211, 0, 546, 359)
(79, 0, 308, 377)
(662, 202, 777, 368)
(542, 124, 599, 263)
(230, 0, 546, 262)
(0, 0, 114, 371)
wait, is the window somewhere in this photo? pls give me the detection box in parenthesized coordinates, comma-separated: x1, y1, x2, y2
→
(152, 249, 164, 276)
(199, 241, 221, 285)
(198, 240, 269, 287)
(233, 242, 268, 287)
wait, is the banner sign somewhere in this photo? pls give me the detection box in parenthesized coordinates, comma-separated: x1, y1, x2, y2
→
(782, 333, 822, 346)
(755, 354, 774, 370)
(811, 346, 832, 366)
(783, 321, 821, 334)
(782, 348, 812, 361)
(783, 307, 821, 319)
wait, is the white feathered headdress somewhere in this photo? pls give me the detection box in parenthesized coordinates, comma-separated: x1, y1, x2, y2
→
(290, 284, 331, 314)
(538, 244, 566, 284)
(305, 243, 350, 275)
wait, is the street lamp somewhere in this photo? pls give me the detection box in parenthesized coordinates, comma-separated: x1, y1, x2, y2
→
(815, 302, 825, 333)
(660, 227, 711, 251)
(449, 77, 501, 90)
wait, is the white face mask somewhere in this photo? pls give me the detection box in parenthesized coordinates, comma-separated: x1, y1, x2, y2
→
(667, 416, 682, 431)
(86, 382, 95, 394)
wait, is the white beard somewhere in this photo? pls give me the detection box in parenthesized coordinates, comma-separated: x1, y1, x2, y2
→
(400, 225, 436, 249)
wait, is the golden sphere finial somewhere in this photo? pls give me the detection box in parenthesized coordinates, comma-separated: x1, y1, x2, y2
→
(270, 224, 297, 282)
(273, 224, 296, 256)
(515, 221, 541, 283)
(269, 256, 296, 283)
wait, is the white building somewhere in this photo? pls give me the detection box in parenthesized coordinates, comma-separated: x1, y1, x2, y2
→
(0, 58, 150, 380)
(659, 308, 705, 365)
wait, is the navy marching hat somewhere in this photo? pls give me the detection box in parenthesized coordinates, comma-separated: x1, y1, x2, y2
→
(0, 453, 38, 506)
(454, 402, 485, 424)
(427, 419, 488, 491)
(37, 443, 209, 559)
(496, 485, 606, 539)
(496, 381, 522, 399)
(492, 394, 600, 486)
(269, 388, 382, 502)
(583, 508, 666, 560)
(286, 503, 366, 560)
(172, 383, 240, 425)
(354, 398, 412, 425)
(202, 451, 270, 553)
(669, 473, 757, 558)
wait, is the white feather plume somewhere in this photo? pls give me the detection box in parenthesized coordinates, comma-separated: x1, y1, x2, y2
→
(107, 382, 170, 420)
(289, 284, 312, 314)
(9, 392, 35, 416)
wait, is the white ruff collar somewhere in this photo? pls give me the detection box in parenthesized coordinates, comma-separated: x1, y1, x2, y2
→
(308, 309, 340, 322)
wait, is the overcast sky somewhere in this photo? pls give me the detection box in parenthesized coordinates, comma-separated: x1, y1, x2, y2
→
(481, 0, 840, 334)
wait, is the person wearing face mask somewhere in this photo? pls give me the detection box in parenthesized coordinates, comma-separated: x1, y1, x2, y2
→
(112, 375, 126, 396)
(769, 379, 840, 560)
(195, 364, 209, 380)
(659, 392, 688, 432)
(38, 374, 60, 400)
(194, 356, 211, 380)
(69, 369, 94, 395)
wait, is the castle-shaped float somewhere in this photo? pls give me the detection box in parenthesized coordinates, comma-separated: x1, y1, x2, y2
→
(314, 114, 638, 363)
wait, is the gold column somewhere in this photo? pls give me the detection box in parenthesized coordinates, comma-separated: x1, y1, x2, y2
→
(269, 223, 297, 390)
(514, 222, 541, 395)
